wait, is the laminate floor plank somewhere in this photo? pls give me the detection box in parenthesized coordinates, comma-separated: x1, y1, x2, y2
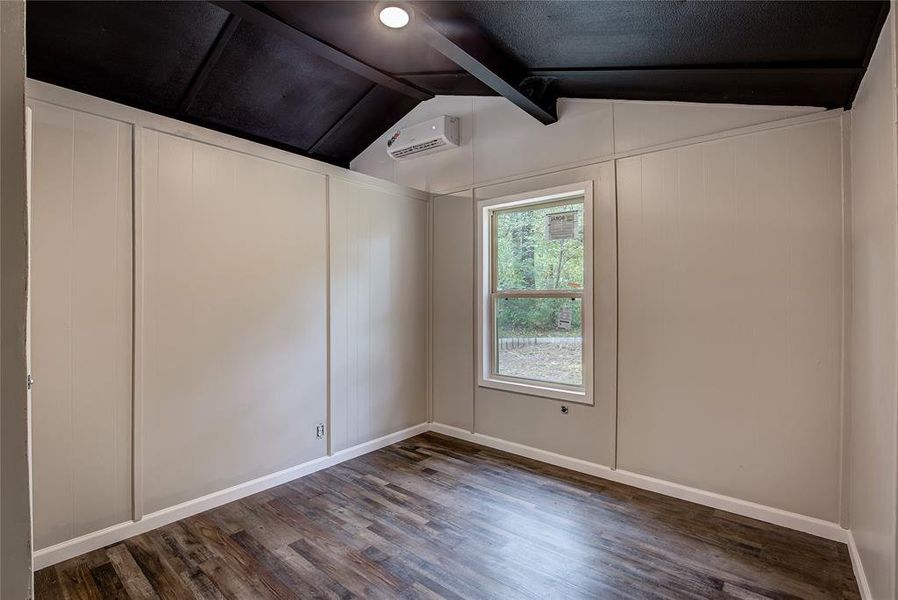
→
(35, 562, 64, 599)
(105, 544, 160, 600)
(90, 563, 130, 600)
(36, 433, 860, 599)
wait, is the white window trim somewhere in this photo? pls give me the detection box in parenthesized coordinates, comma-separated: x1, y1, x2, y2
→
(476, 181, 594, 405)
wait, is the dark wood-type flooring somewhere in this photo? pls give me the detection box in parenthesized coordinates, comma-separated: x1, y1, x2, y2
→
(36, 433, 859, 599)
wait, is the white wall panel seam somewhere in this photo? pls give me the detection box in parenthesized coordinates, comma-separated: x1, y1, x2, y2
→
(839, 114, 852, 530)
(67, 110, 76, 542)
(611, 159, 621, 471)
(326, 174, 333, 456)
(114, 122, 122, 524)
(132, 124, 144, 522)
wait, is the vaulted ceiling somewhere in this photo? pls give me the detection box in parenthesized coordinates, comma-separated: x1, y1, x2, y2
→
(27, 1, 889, 168)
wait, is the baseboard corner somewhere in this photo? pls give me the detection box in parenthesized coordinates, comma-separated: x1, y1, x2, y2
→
(846, 530, 873, 600)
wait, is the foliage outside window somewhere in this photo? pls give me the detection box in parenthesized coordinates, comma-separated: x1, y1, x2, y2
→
(489, 197, 586, 390)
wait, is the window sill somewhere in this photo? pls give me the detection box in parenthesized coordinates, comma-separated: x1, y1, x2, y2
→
(479, 377, 593, 405)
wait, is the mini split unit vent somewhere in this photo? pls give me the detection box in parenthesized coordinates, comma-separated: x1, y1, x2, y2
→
(386, 116, 459, 160)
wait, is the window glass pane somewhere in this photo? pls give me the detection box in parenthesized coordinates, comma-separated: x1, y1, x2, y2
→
(495, 199, 584, 291)
(495, 296, 582, 386)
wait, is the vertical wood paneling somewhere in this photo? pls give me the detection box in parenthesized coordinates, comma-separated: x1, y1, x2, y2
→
(329, 179, 428, 452)
(432, 191, 475, 431)
(27, 89, 432, 564)
(617, 118, 843, 521)
(847, 14, 898, 600)
(30, 102, 133, 549)
(140, 132, 328, 514)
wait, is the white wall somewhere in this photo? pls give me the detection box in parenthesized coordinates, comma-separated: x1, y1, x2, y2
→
(26, 82, 429, 567)
(431, 189, 474, 430)
(329, 178, 428, 452)
(427, 104, 848, 529)
(847, 10, 898, 600)
(29, 102, 133, 548)
(1, 0, 33, 596)
(617, 119, 844, 522)
(352, 96, 823, 195)
(140, 132, 328, 514)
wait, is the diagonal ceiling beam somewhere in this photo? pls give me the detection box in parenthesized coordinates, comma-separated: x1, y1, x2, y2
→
(411, 9, 557, 125)
(179, 13, 241, 114)
(307, 84, 377, 156)
(208, 0, 432, 102)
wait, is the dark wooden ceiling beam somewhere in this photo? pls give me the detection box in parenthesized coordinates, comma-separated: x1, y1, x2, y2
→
(411, 9, 557, 125)
(179, 14, 241, 114)
(844, 0, 891, 109)
(208, 1, 432, 102)
(308, 84, 377, 155)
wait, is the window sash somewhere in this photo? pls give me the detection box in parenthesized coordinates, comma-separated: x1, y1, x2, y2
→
(491, 196, 585, 216)
(490, 290, 583, 299)
(488, 194, 586, 390)
(489, 198, 585, 294)
(489, 293, 585, 390)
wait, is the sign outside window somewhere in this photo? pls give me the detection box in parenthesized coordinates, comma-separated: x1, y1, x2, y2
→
(545, 210, 578, 241)
(556, 305, 572, 330)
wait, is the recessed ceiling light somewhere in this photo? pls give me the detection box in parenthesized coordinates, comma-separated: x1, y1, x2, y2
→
(379, 6, 410, 29)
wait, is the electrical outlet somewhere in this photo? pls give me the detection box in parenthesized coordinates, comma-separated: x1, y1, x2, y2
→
(316, 423, 325, 439)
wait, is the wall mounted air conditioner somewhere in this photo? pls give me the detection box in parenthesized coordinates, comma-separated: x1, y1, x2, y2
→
(386, 116, 459, 160)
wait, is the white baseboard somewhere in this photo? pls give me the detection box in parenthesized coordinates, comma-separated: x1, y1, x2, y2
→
(34, 420, 852, 571)
(428, 422, 849, 543)
(847, 531, 873, 600)
(33, 422, 429, 570)
(429, 422, 618, 478)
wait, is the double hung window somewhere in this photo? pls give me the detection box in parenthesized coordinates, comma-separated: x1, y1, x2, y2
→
(478, 182, 593, 404)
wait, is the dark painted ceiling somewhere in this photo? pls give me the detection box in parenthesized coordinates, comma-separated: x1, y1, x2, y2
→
(27, 1, 889, 168)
